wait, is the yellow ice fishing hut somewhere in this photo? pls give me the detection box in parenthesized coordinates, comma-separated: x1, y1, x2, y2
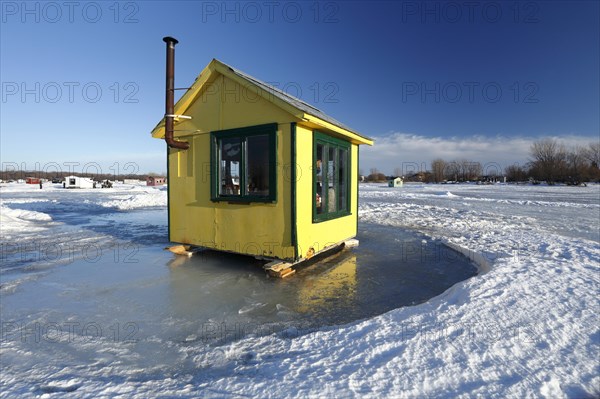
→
(152, 37, 373, 269)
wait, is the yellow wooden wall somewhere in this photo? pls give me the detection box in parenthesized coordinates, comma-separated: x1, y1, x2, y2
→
(294, 124, 359, 259)
(167, 72, 360, 262)
(168, 74, 296, 260)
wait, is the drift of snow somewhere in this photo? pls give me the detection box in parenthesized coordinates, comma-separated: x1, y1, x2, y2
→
(0, 205, 53, 231)
(0, 182, 598, 398)
(99, 189, 167, 210)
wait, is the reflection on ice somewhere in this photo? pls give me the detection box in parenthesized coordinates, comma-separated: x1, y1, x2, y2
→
(164, 223, 477, 344)
(295, 252, 357, 316)
(0, 183, 477, 384)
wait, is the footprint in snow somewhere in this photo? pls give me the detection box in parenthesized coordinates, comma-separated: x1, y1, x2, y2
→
(40, 381, 81, 393)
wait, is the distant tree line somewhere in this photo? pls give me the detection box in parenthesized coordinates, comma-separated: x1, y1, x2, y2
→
(0, 170, 154, 182)
(429, 159, 484, 183)
(362, 139, 600, 185)
(524, 139, 599, 185)
(364, 168, 388, 182)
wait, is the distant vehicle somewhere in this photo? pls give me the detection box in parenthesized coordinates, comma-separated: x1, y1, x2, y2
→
(51, 177, 62, 183)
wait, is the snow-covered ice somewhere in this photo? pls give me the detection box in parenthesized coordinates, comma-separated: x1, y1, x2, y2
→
(1, 182, 598, 398)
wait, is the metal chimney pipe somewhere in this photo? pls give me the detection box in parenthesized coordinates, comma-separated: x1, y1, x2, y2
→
(163, 36, 189, 150)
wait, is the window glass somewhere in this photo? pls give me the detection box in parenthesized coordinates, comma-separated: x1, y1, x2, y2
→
(313, 132, 350, 222)
(211, 123, 277, 202)
(315, 143, 324, 214)
(338, 148, 348, 212)
(218, 136, 242, 196)
(246, 134, 270, 196)
(327, 146, 337, 212)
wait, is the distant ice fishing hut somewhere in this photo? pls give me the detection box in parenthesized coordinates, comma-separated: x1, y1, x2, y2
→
(151, 37, 373, 277)
(63, 175, 94, 189)
(388, 177, 403, 187)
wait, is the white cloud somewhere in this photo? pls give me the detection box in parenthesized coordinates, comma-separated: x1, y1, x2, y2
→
(360, 132, 597, 175)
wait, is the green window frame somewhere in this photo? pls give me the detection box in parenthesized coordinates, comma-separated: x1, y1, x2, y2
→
(210, 123, 277, 203)
(313, 131, 351, 222)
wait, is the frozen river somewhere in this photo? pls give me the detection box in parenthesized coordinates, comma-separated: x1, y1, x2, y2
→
(1, 182, 598, 398)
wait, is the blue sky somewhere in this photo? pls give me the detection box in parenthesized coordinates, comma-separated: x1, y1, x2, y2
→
(1, 1, 598, 175)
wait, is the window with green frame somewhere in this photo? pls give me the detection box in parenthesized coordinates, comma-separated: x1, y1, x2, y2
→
(210, 123, 277, 203)
(313, 131, 351, 222)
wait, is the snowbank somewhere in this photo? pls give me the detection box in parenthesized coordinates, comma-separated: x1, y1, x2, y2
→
(168, 184, 597, 398)
(0, 205, 53, 234)
(99, 190, 167, 210)
(0, 183, 598, 398)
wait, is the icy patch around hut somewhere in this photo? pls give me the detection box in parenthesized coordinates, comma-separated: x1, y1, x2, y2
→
(1, 182, 598, 398)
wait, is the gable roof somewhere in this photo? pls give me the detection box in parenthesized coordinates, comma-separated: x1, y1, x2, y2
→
(151, 59, 373, 145)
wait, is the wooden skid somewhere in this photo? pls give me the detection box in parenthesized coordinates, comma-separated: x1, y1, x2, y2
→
(165, 239, 360, 278)
(165, 244, 197, 257)
(344, 238, 360, 248)
(263, 239, 359, 278)
(263, 260, 295, 278)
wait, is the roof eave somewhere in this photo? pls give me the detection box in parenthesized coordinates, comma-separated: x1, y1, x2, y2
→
(301, 114, 374, 146)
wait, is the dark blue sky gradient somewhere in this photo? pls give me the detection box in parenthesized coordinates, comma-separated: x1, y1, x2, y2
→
(1, 1, 598, 173)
